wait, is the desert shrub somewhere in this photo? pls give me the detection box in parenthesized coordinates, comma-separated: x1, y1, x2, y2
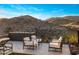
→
(63, 30, 78, 44)
(63, 34, 70, 44)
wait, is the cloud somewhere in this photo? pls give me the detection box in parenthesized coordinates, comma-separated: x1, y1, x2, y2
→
(26, 9, 65, 20)
(0, 8, 63, 20)
(0, 8, 19, 18)
(10, 5, 43, 12)
(1, 5, 79, 20)
(51, 9, 64, 14)
(0, 5, 45, 19)
(28, 13, 52, 20)
(8, 5, 27, 12)
(28, 7, 43, 12)
(0, 7, 74, 20)
(0, 8, 8, 14)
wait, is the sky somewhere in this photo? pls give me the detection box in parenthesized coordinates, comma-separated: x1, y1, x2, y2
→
(0, 4, 79, 20)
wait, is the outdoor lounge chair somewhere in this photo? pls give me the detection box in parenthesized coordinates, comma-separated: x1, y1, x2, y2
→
(23, 40, 34, 49)
(49, 36, 63, 52)
(0, 38, 13, 55)
(23, 35, 42, 49)
(23, 37, 35, 49)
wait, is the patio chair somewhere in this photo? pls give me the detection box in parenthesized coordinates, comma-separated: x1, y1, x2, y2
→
(49, 36, 63, 52)
(0, 38, 13, 55)
(23, 37, 35, 49)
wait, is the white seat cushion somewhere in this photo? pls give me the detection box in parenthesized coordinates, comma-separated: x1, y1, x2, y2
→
(52, 40, 60, 42)
(24, 41, 33, 45)
(24, 37, 30, 41)
(31, 35, 36, 39)
(50, 42, 61, 48)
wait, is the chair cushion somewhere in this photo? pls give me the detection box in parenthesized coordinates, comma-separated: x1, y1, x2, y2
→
(31, 35, 36, 39)
(50, 43, 61, 48)
(24, 37, 30, 41)
(52, 40, 60, 42)
(24, 41, 33, 45)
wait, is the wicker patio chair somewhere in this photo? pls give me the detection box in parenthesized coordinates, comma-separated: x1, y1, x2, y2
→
(49, 36, 63, 52)
(23, 37, 35, 49)
(0, 38, 13, 55)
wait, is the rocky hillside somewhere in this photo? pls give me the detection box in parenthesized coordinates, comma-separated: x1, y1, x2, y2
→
(64, 16, 79, 21)
(46, 16, 79, 27)
(0, 15, 48, 34)
(0, 15, 79, 34)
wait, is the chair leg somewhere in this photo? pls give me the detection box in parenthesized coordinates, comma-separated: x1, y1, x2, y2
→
(48, 46, 51, 51)
(3, 46, 5, 55)
(23, 45, 24, 49)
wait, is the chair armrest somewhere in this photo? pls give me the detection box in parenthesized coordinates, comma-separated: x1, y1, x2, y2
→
(5, 43, 13, 47)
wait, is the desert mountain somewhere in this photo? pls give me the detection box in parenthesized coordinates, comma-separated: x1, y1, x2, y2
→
(0, 15, 79, 34)
(46, 16, 79, 27)
(0, 15, 48, 34)
(64, 16, 79, 21)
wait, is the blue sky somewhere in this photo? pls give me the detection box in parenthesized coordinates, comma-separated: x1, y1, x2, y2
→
(0, 4, 79, 20)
